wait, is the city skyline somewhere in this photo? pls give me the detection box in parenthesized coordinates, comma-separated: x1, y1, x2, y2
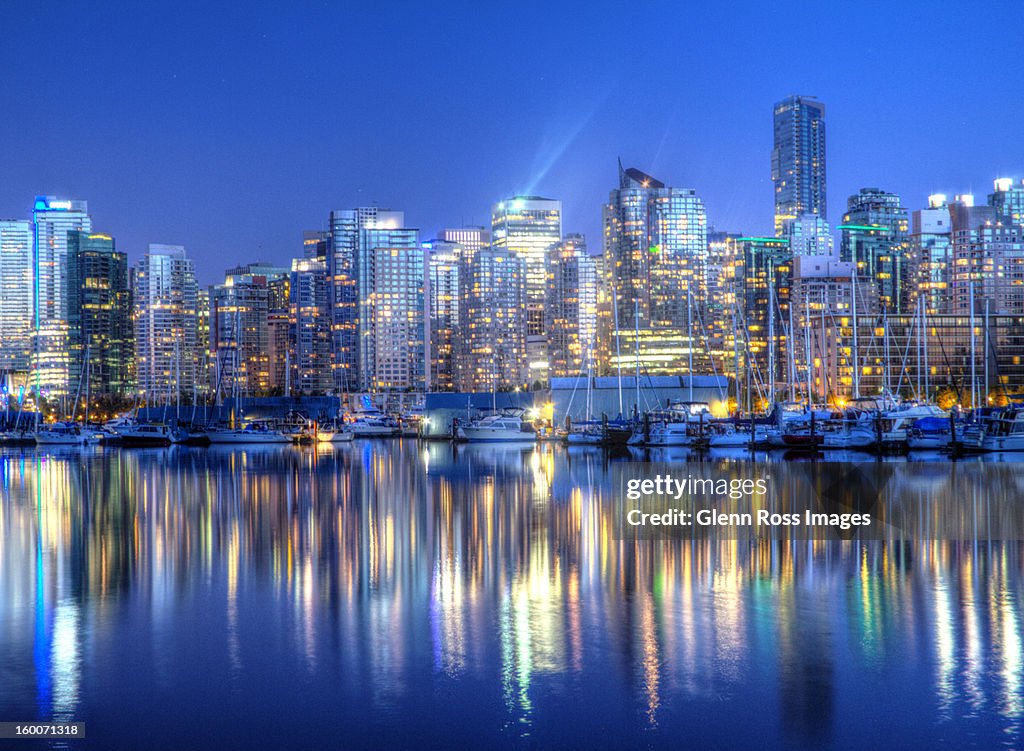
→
(1, 2, 1021, 283)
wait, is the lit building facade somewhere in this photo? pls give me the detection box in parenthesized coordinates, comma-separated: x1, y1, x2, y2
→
(290, 257, 332, 394)
(545, 234, 597, 379)
(725, 236, 792, 402)
(211, 264, 287, 398)
(491, 197, 561, 383)
(424, 239, 461, 391)
(600, 164, 708, 376)
(457, 245, 526, 391)
(66, 231, 132, 397)
(839, 188, 910, 314)
(0, 219, 34, 372)
(132, 244, 199, 404)
(772, 96, 826, 235)
(782, 214, 833, 257)
(32, 196, 92, 396)
(910, 194, 954, 316)
(356, 220, 422, 391)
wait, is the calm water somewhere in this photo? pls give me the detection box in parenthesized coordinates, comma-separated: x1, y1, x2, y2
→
(1, 442, 1023, 749)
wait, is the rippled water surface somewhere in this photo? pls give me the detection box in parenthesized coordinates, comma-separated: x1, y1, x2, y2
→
(1, 442, 1022, 749)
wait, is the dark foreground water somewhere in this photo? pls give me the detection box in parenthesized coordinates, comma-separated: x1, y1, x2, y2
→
(1, 442, 1023, 750)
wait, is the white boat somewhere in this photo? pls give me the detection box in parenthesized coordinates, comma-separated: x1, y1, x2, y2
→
(348, 407, 400, 437)
(629, 401, 711, 447)
(979, 408, 1024, 452)
(707, 423, 768, 448)
(120, 423, 174, 447)
(878, 405, 948, 449)
(316, 422, 354, 443)
(206, 422, 292, 444)
(820, 423, 876, 450)
(457, 409, 536, 442)
(34, 422, 89, 446)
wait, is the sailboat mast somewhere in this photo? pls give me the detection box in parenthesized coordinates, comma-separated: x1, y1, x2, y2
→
(612, 286, 623, 417)
(851, 269, 860, 399)
(634, 298, 640, 415)
(969, 280, 976, 410)
(687, 286, 694, 402)
(768, 273, 775, 407)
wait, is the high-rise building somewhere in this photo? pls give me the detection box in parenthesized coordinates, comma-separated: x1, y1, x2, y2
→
(0, 220, 34, 372)
(839, 188, 910, 313)
(491, 197, 561, 384)
(424, 239, 462, 391)
(782, 214, 833, 257)
(32, 196, 92, 396)
(772, 96, 826, 236)
(438, 226, 490, 256)
(132, 244, 199, 404)
(326, 208, 408, 392)
(600, 164, 708, 376)
(545, 234, 597, 379)
(990, 178, 1024, 225)
(457, 245, 526, 392)
(211, 263, 287, 398)
(356, 218, 422, 391)
(910, 194, 954, 315)
(66, 231, 132, 397)
(948, 193, 1024, 316)
(725, 236, 793, 402)
(290, 257, 332, 394)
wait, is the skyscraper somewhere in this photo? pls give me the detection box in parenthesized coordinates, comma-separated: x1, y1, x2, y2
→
(772, 96, 826, 236)
(132, 244, 199, 404)
(32, 196, 92, 396)
(356, 217, 422, 391)
(839, 188, 910, 313)
(0, 219, 34, 372)
(545, 234, 597, 379)
(457, 245, 526, 392)
(782, 214, 833, 257)
(491, 197, 561, 384)
(326, 208, 410, 392)
(290, 257, 332, 394)
(66, 231, 132, 397)
(424, 238, 462, 391)
(600, 164, 707, 376)
(211, 263, 287, 398)
(910, 194, 953, 315)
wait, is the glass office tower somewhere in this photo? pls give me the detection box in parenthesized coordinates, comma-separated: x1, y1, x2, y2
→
(772, 96, 826, 236)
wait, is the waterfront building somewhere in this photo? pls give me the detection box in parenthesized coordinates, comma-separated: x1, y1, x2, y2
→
(782, 214, 833, 257)
(491, 197, 561, 384)
(0, 219, 34, 372)
(545, 234, 597, 379)
(772, 96, 826, 236)
(456, 245, 526, 392)
(132, 244, 199, 404)
(989, 177, 1024, 225)
(438, 226, 490, 257)
(424, 239, 461, 391)
(196, 288, 211, 394)
(356, 219, 422, 391)
(211, 263, 287, 398)
(839, 188, 910, 314)
(66, 231, 132, 397)
(303, 229, 329, 261)
(290, 257, 332, 395)
(599, 163, 708, 377)
(790, 255, 855, 403)
(724, 236, 793, 405)
(910, 194, 954, 315)
(32, 196, 92, 396)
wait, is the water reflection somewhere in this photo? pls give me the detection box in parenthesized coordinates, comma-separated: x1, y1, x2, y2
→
(0, 443, 1022, 748)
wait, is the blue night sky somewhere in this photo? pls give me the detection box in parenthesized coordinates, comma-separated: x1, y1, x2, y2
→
(1, 0, 1021, 284)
